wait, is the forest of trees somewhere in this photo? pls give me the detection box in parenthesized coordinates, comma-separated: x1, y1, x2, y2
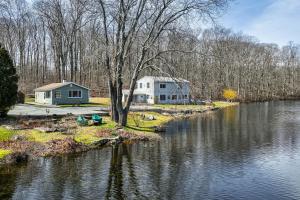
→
(0, 0, 299, 103)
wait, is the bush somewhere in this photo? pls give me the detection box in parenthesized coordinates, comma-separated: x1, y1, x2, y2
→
(0, 44, 18, 117)
(223, 89, 237, 102)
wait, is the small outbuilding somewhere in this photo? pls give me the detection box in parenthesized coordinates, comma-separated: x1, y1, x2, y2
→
(34, 81, 89, 105)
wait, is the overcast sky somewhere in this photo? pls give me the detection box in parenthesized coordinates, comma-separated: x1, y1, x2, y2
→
(217, 0, 300, 46)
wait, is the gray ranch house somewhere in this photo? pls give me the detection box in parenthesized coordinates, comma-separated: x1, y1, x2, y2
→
(122, 76, 190, 104)
(34, 81, 89, 105)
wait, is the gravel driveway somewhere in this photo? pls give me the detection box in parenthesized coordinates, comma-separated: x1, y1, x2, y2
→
(8, 104, 109, 116)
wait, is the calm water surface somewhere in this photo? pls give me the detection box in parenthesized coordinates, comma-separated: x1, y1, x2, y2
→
(1, 101, 300, 200)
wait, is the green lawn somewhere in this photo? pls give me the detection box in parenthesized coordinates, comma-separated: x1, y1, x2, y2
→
(0, 127, 15, 142)
(154, 101, 238, 110)
(74, 113, 172, 144)
(153, 104, 208, 111)
(0, 149, 12, 159)
(126, 112, 173, 132)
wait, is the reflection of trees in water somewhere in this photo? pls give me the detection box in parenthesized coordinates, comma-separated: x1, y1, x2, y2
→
(2, 102, 299, 199)
(164, 102, 300, 165)
(105, 144, 147, 200)
(0, 165, 20, 199)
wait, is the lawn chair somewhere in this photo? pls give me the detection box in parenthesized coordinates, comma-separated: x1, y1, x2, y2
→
(77, 115, 88, 126)
(92, 114, 102, 125)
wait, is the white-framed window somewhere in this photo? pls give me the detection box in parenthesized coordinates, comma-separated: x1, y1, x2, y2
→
(140, 83, 143, 88)
(147, 82, 150, 88)
(68, 90, 82, 98)
(160, 95, 166, 101)
(55, 91, 61, 99)
(172, 95, 177, 100)
(160, 84, 166, 88)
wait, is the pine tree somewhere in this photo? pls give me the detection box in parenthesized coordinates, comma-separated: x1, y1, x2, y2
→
(0, 44, 18, 117)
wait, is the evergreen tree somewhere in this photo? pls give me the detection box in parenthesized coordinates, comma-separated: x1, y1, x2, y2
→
(0, 44, 18, 117)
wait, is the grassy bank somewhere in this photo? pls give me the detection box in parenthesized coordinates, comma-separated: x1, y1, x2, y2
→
(59, 97, 111, 107)
(0, 101, 237, 163)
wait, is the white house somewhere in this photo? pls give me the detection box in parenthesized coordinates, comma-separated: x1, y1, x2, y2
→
(122, 76, 190, 104)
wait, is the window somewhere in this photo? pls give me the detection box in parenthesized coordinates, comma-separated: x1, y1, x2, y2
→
(55, 91, 61, 99)
(146, 95, 150, 99)
(160, 95, 166, 101)
(172, 95, 177, 100)
(147, 82, 150, 88)
(68, 90, 82, 98)
(184, 95, 188, 99)
(45, 91, 51, 98)
(140, 83, 143, 88)
(160, 84, 166, 88)
(168, 95, 171, 100)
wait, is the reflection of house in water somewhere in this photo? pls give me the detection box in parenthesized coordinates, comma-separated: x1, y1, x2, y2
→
(122, 76, 190, 104)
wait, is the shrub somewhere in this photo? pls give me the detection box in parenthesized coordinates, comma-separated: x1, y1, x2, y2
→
(223, 89, 237, 102)
(0, 44, 18, 117)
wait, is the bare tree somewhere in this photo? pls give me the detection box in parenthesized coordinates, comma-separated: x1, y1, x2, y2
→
(0, 0, 299, 123)
(94, 0, 228, 125)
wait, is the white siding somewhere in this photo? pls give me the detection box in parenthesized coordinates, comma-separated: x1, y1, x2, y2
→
(135, 77, 155, 104)
(35, 91, 52, 104)
(122, 76, 190, 104)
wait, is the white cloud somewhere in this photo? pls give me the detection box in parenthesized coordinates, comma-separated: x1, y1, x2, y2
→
(245, 0, 300, 46)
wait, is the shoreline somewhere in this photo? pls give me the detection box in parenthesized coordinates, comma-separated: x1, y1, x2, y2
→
(0, 101, 238, 165)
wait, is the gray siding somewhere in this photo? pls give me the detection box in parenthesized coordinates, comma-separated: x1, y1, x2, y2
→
(154, 82, 190, 104)
(35, 83, 89, 105)
(52, 84, 89, 105)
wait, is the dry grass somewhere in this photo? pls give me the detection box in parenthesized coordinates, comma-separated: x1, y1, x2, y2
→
(89, 97, 111, 106)
(19, 130, 68, 143)
(154, 104, 209, 111)
(25, 97, 35, 103)
(213, 101, 239, 108)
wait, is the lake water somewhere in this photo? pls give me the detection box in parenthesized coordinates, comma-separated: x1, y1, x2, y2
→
(1, 101, 300, 200)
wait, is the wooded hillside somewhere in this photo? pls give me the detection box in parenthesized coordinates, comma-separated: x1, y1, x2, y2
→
(0, 0, 299, 102)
